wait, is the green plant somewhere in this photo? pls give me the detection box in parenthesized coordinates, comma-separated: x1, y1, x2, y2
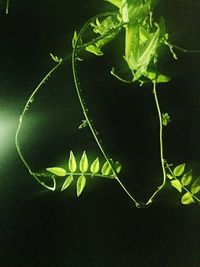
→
(15, 0, 200, 207)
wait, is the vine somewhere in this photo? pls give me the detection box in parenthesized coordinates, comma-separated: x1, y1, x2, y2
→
(15, 0, 200, 207)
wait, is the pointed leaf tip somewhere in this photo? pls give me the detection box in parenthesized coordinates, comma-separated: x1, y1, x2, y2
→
(68, 151, 77, 173)
(101, 161, 112, 176)
(79, 151, 89, 173)
(46, 167, 67, 177)
(77, 175, 86, 197)
(181, 169, 192, 186)
(90, 158, 100, 174)
(61, 175, 74, 191)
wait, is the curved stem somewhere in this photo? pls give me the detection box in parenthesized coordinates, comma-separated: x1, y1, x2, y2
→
(72, 12, 140, 207)
(145, 81, 166, 205)
(15, 60, 63, 191)
(172, 44, 200, 54)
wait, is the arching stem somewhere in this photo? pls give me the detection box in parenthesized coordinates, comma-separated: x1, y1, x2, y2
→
(72, 12, 141, 207)
(15, 60, 63, 191)
(145, 81, 166, 205)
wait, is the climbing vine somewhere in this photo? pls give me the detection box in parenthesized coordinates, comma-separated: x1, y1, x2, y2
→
(14, 0, 200, 207)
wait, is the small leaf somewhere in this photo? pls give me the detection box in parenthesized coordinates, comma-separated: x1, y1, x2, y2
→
(50, 53, 61, 63)
(162, 113, 170, 126)
(114, 161, 122, 174)
(170, 180, 182, 193)
(79, 151, 89, 173)
(68, 151, 77, 173)
(181, 192, 194, 205)
(167, 173, 173, 179)
(191, 177, 200, 194)
(86, 44, 103, 56)
(101, 161, 112, 176)
(181, 169, 192, 186)
(61, 175, 74, 191)
(173, 163, 185, 177)
(90, 158, 100, 174)
(77, 175, 86, 197)
(46, 167, 67, 177)
(72, 31, 78, 48)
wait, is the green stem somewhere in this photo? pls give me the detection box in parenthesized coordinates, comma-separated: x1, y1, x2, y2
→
(165, 162, 200, 203)
(15, 60, 63, 191)
(72, 12, 140, 207)
(146, 81, 166, 205)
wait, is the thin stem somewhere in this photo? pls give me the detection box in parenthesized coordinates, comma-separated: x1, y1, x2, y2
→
(72, 12, 140, 207)
(165, 162, 200, 203)
(172, 44, 200, 54)
(6, 0, 10, 14)
(145, 81, 166, 205)
(15, 60, 63, 191)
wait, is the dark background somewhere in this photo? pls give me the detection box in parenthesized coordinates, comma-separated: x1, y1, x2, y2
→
(0, 0, 200, 266)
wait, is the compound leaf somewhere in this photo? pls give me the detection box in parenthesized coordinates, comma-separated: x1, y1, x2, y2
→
(77, 175, 86, 197)
(68, 151, 77, 173)
(191, 177, 200, 194)
(90, 158, 100, 174)
(61, 175, 74, 191)
(173, 163, 185, 177)
(101, 161, 112, 176)
(79, 151, 89, 173)
(46, 167, 67, 177)
(171, 180, 182, 193)
(181, 169, 192, 186)
(181, 192, 194, 205)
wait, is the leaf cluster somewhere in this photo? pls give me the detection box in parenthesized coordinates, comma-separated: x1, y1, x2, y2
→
(167, 163, 200, 205)
(46, 151, 121, 196)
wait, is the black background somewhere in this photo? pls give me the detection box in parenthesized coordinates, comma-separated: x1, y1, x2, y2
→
(0, 1, 200, 266)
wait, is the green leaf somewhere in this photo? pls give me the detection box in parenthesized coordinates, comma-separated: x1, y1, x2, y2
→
(173, 163, 185, 177)
(46, 167, 67, 177)
(72, 31, 78, 48)
(79, 151, 89, 173)
(101, 161, 112, 176)
(61, 175, 74, 191)
(181, 169, 192, 186)
(50, 53, 61, 63)
(181, 192, 194, 205)
(77, 175, 86, 197)
(170, 180, 182, 193)
(86, 45, 103, 56)
(105, 0, 121, 8)
(68, 151, 77, 173)
(162, 113, 170, 126)
(167, 173, 173, 179)
(191, 177, 200, 194)
(114, 161, 122, 174)
(90, 158, 100, 174)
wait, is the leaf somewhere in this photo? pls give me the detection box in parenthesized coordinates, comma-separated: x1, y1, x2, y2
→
(79, 151, 89, 173)
(162, 113, 170, 126)
(104, 0, 121, 8)
(191, 177, 200, 194)
(173, 163, 185, 177)
(181, 192, 194, 205)
(114, 161, 122, 174)
(72, 31, 78, 48)
(50, 53, 61, 63)
(77, 175, 86, 197)
(61, 175, 74, 191)
(181, 169, 192, 186)
(170, 180, 182, 193)
(86, 44, 103, 56)
(46, 167, 67, 177)
(68, 151, 77, 173)
(101, 161, 112, 176)
(90, 158, 100, 174)
(167, 173, 173, 179)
